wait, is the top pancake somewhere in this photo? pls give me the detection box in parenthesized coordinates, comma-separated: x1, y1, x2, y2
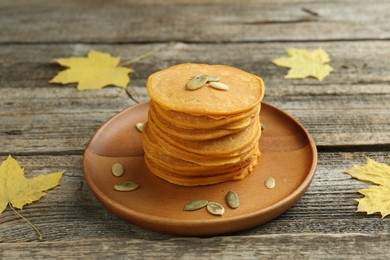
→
(147, 63, 265, 115)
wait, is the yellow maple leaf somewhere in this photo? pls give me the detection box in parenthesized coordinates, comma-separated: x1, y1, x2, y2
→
(272, 48, 334, 81)
(50, 50, 133, 91)
(0, 155, 64, 214)
(345, 157, 390, 218)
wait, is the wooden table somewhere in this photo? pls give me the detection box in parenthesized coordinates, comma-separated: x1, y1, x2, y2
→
(1, 0, 390, 258)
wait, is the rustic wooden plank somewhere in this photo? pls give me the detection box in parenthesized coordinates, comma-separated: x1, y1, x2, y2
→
(1, 41, 390, 152)
(2, 41, 390, 90)
(1, 233, 390, 259)
(2, 41, 390, 89)
(1, 0, 389, 43)
(1, 152, 389, 243)
(0, 87, 137, 154)
(1, 85, 389, 154)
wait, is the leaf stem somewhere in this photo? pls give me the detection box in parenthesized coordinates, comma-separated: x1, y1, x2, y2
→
(125, 86, 140, 103)
(121, 49, 159, 66)
(9, 203, 44, 240)
(120, 42, 174, 66)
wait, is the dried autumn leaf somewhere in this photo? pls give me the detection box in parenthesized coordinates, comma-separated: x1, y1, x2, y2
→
(272, 48, 334, 81)
(50, 50, 133, 91)
(0, 155, 64, 214)
(345, 157, 390, 218)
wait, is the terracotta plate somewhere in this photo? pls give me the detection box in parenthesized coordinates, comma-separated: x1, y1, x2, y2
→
(83, 101, 317, 236)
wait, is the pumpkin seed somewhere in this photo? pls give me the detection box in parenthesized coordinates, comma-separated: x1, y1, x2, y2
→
(186, 74, 208, 90)
(207, 202, 225, 216)
(183, 200, 208, 211)
(265, 177, 276, 189)
(114, 181, 140, 192)
(226, 191, 240, 209)
(208, 81, 229, 91)
(111, 163, 124, 177)
(261, 123, 265, 130)
(205, 74, 221, 82)
(135, 122, 144, 132)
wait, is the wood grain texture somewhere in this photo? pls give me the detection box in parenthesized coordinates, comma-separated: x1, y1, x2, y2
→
(0, 0, 389, 43)
(1, 0, 390, 258)
(1, 85, 389, 153)
(1, 41, 389, 153)
(1, 234, 390, 259)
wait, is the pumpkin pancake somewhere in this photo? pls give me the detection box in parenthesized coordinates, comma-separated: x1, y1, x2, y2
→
(143, 127, 260, 175)
(144, 142, 258, 176)
(144, 154, 259, 186)
(142, 63, 264, 186)
(147, 64, 265, 115)
(148, 114, 261, 156)
(146, 120, 260, 160)
(149, 104, 245, 141)
(220, 116, 255, 130)
(142, 123, 259, 166)
(152, 101, 260, 130)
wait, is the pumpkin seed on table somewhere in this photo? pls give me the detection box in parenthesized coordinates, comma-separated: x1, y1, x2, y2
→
(225, 191, 240, 209)
(135, 122, 144, 132)
(111, 163, 125, 177)
(207, 202, 225, 216)
(114, 181, 140, 192)
(184, 200, 209, 211)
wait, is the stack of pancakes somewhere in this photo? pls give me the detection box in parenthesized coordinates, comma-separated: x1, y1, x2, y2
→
(142, 64, 265, 186)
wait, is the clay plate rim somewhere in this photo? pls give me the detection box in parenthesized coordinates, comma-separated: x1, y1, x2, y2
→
(82, 101, 317, 236)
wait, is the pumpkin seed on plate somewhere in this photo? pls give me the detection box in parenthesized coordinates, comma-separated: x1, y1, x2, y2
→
(111, 163, 125, 177)
(225, 191, 240, 209)
(114, 181, 140, 192)
(265, 177, 276, 189)
(135, 122, 144, 132)
(207, 202, 225, 216)
(184, 200, 209, 211)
